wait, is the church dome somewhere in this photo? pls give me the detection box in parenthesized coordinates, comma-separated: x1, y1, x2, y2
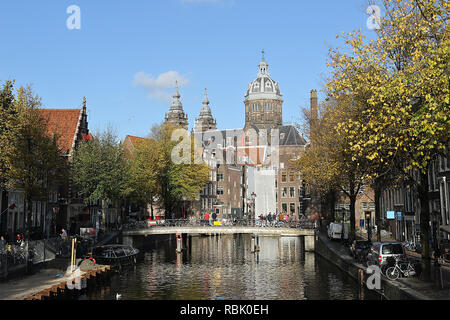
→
(245, 50, 283, 102)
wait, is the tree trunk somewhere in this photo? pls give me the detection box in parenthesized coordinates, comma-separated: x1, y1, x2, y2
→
(25, 196, 32, 273)
(418, 170, 432, 281)
(150, 200, 154, 220)
(349, 194, 356, 243)
(374, 181, 382, 242)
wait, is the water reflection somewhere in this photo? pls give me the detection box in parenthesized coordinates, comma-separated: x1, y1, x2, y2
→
(81, 234, 379, 300)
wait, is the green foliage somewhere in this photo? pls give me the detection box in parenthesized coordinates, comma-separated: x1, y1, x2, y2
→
(124, 123, 210, 217)
(72, 127, 126, 204)
(2, 85, 65, 201)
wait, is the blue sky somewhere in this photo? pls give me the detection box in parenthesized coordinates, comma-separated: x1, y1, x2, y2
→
(0, 0, 379, 140)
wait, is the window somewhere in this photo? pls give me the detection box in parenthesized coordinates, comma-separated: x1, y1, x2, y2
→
(289, 174, 295, 182)
(282, 187, 287, 197)
(290, 203, 295, 214)
(217, 188, 224, 195)
(361, 202, 368, 210)
(289, 187, 295, 198)
(282, 174, 287, 182)
(275, 180, 277, 188)
(217, 174, 224, 182)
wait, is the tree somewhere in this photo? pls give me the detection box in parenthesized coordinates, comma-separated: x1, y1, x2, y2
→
(72, 126, 126, 226)
(0, 81, 16, 227)
(124, 137, 159, 219)
(2, 85, 64, 269)
(125, 123, 210, 219)
(325, 0, 449, 277)
(297, 96, 369, 242)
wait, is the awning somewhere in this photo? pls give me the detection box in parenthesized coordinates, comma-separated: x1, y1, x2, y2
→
(440, 225, 450, 234)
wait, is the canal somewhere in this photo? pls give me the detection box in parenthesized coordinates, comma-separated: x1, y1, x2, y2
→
(80, 234, 380, 300)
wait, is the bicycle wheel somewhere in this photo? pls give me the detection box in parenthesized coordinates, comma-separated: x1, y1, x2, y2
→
(385, 267, 399, 280)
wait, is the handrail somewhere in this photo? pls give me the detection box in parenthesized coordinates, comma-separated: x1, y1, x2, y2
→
(123, 218, 316, 231)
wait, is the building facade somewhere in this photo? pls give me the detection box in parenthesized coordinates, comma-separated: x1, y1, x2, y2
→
(165, 51, 309, 221)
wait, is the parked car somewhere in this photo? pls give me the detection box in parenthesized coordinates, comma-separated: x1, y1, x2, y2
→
(366, 241, 405, 272)
(350, 240, 372, 262)
(327, 222, 348, 240)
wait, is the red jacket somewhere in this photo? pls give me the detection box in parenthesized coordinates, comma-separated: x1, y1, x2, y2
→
(205, 213, 210, 220)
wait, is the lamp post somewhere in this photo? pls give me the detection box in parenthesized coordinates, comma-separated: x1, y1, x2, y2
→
(251, 192, 257, 226)
(365, 211, 372, 243)
(182, 195, 188, 220)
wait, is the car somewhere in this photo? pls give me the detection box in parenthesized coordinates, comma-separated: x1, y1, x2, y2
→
(327, 222, 348, 240)
(350, 240, 372, 262)
(366, 241, 405, 272)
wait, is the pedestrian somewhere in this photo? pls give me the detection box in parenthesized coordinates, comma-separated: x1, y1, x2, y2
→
(204, 212, 210, 226)
(212, 211, 217, 223)
(0, 236, 5, 249)
(60, 228, 68, 241)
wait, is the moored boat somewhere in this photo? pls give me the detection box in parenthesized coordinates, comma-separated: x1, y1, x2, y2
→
(90, 244, 139, 266)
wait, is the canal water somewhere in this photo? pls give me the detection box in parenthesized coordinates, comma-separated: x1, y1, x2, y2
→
(80, 234, 380, 300)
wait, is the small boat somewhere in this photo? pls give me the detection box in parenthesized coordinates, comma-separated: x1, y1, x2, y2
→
(90, 244, 139, 266)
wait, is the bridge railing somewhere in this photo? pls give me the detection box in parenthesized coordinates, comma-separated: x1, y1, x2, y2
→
(122, 218, 316, 231)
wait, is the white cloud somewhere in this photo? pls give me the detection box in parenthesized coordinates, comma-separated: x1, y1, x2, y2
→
(133, 71, 189, 103)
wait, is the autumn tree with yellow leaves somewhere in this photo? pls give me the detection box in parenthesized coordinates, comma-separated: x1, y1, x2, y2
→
(125, 123, 210, 219)
(323, 0, 449, 276)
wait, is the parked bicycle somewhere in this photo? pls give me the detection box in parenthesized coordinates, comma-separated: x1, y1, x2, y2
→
(385, 256, 416, 280)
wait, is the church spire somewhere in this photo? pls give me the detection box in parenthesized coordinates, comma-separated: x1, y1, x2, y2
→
(195, 88, 216, 132)
(165, 80, 188, 130)
(258, 49, 269, 77)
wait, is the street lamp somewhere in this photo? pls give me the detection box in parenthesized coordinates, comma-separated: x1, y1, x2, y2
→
(251, 192, 257, 225)
(365, 211, 372, 243)
(182, 195, 188, 220)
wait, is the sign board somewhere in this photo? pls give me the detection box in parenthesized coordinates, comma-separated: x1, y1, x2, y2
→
(386, 211, 395, 220)
(147, 220, 157, 227)
(214, 221, 222, 226)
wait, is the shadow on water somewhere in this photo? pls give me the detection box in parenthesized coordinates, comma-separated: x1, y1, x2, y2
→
(80, 234, 381, 300)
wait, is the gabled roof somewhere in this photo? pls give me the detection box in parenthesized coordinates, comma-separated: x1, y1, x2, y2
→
(126, 135, 147, 146)
(123, 135, 148, 160)
(39, 108, 83, 155)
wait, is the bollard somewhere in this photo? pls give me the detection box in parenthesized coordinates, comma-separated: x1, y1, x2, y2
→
(255, 235, 260, 252)
(176, 233, 183, 253)
(251, 237, 255, 253)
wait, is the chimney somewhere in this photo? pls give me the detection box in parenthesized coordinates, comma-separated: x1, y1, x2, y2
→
(310, 90, 318, 120)
(310, 90, 318, 145)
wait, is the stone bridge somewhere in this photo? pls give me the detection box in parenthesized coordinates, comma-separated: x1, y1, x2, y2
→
(122, 226, 317, 251)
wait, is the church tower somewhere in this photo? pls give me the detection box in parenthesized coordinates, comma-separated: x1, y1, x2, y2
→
(244, 50, 283, 130)
(165, 81, 189, 130)
(194, 88, 217, 132)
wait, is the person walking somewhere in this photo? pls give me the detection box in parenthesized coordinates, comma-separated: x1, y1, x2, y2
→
(267, 212, 272, 226)
(204, 212, 210, 226)
(212, 211, 217, 224)
(60, 228, 68, 241)
(0, 236, 5, 249)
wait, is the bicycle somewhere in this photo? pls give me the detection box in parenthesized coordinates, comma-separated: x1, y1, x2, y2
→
(385, 256, 416, 280)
